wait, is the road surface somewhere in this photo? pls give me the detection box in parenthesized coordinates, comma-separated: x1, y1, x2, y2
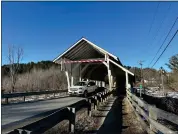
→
(2, 97, 83, 133)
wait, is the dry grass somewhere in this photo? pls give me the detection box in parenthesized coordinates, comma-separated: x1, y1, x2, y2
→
(122, 98, 146, 134)
(2, 67, 67, 93)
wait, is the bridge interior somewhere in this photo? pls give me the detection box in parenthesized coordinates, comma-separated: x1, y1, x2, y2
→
(53, 38, 135, 95)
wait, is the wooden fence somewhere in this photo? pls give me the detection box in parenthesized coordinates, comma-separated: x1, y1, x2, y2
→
(127, 89, 178, 134)
(7, 90, 113, 134)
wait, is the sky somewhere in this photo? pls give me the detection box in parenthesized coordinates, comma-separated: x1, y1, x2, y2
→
(2, 2, 178, 70)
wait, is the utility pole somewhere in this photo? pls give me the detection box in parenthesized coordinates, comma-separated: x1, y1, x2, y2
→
(138, 60, 144, 97)
(160, 67, 165, 96)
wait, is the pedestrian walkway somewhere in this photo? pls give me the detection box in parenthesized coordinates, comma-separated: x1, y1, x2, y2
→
(97, 96, 146, 134)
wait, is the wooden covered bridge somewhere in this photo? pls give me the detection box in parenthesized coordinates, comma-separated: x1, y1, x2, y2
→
(53, 38, 135, 95)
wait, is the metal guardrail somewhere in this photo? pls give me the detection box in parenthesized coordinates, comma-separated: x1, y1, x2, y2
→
(1, 90, 68, 104)
(126, 89, 178, 134)
(7, 90, 113, 134)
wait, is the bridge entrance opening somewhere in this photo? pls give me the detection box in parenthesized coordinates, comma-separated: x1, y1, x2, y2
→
(53, 38, 134, 95)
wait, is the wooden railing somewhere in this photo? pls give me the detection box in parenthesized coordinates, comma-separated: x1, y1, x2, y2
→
(1, 90, 68, 104)
(7, 90, 113, 134)
(126, 89, 178, 134)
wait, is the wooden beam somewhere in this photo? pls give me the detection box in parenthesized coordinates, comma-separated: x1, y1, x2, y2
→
(65, 71, 70, 90)
(109, 59, 134, 76)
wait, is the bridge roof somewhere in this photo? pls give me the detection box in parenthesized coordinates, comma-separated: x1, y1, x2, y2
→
(53, 38, 122, 65)
(53, 38, 134, 76)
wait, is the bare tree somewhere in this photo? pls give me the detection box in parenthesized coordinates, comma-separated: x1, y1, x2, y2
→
(8, 45, 23, 92)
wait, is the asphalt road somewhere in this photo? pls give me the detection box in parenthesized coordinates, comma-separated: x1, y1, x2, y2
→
(2, 96, 83, 133)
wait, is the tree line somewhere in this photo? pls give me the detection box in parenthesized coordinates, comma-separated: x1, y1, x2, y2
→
(125, 54, 178, 91)
(2, 60, 60, 77)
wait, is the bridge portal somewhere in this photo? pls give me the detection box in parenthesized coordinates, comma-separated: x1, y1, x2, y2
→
(53, 38, 134, 95)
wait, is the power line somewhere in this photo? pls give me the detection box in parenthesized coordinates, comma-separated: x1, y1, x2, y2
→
(143, 2, 160, 54)
(151, 30, 178, 68)
(144, 30, 178, 77)
(148, 17, 178, 67)
(147, 3, 172, 51)
(148, 2, 160, 35)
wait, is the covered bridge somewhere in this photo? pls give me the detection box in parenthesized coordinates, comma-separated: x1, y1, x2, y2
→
(53, 38, 134, 95)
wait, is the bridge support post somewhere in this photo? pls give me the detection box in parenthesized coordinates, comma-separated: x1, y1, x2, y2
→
(108, 69, 112, 91)
(69, 107, 76, 133)
(65, 71, 70, 90)
(107, 55, 112, 91)
(71, 76, 74, 86)
(125, 72, 129, 90)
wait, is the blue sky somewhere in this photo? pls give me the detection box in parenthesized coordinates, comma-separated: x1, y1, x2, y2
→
(2, 2, 178, 70)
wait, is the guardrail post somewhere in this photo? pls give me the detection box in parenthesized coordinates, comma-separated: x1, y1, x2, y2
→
(96, 94, 100, 106)
(5, 98, 8, 104)
(92, 96, 96, 110)
(69, 107, 76, 133)
(104, 91, 107, 100)
(14, 129, 32, 134)
(106, 91, 108, 100)
(100, 93, 103, 103)
(23, 96, 25, 102)
(45, 94, 47, 99)
(104, 91, 106, 102)
(14, 129, 23, 134)
(94, 96, 98, 110)
(107, 91, 110, 99)
(100, 93, 102, 103)
(97, 93, 102, 106)
(110, 91, 112, 98)
(101, 92, 104, 103)
(88, 99, 92, 117)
